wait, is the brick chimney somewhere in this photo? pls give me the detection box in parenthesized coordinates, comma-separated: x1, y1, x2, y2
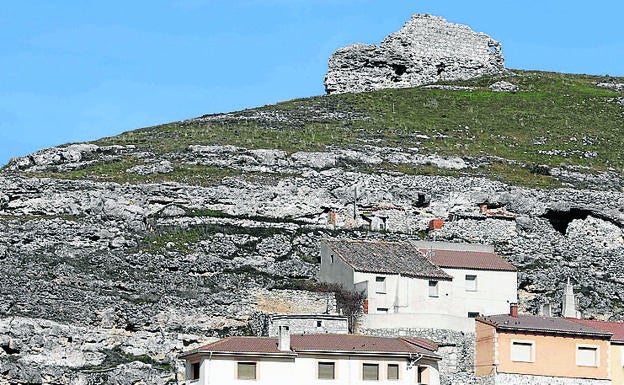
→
(278, 325, 291, 352)
(510, 303, 518, 318)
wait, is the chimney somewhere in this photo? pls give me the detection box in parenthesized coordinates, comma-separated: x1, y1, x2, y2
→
(510, 303, 518, 318)
(278, 325, 291, 352)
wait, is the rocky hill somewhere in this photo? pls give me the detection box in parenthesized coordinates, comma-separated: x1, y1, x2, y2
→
(1, 14, 623, 385)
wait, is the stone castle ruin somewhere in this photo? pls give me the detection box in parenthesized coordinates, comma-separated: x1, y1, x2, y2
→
(324, 14, 505, 94)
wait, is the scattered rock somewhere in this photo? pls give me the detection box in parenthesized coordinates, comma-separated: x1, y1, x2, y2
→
(596, 82, 624, 92)
(489, 81, 519, 93)
(126, 160, 174, 175)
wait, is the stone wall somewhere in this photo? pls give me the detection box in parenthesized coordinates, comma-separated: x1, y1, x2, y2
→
(267, 315, 348, 337)
(477, 373, 611, 385)
(360, 328, 476, 385)
(325, 14, 505, 94)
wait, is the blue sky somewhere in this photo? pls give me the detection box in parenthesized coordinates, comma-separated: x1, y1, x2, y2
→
(1, 1, 623, 166)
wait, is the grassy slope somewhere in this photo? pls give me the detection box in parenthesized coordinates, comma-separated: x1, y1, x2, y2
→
(34, 71, 624, 188)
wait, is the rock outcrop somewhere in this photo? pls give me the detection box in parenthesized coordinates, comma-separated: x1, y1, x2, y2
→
(324, 14, 505, 94)
(1, 137, 623, 383)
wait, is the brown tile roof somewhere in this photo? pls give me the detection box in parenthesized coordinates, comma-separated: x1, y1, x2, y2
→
(567, 318, 624, 342)
(421, 249, 517, 272)
(326, 240, 452, 280)
(477, 314, 613, 338)
(187, 334, 440, 359)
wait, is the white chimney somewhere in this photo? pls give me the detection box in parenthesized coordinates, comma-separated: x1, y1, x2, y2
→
(278, 325, 291, 352)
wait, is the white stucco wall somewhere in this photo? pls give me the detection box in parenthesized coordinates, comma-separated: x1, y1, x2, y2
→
(191, 354, 440, 385)
(439, 267, 517, 317)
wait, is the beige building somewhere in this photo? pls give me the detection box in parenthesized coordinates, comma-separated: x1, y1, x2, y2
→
(318, 239, 517, 332)
(180, 328, 441, 384)
(568, 318, 624, 385)
(475, 305, 612, 384)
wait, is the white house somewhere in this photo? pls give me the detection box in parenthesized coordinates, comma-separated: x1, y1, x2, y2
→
(180, 327, 441, 384)
(318, 240, 517, 332)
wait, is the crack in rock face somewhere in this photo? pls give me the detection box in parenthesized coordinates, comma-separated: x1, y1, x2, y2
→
(324, 14, 505, 94)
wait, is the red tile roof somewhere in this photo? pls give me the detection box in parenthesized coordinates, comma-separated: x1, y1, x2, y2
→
(186, 334, 439, 359)
(567, 319, 624, 342)
(477, 314, 612, 338)
(421, 249, 517, 272)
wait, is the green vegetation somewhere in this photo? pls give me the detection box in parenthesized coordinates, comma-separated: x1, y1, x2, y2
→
(28, 71, 624, 187)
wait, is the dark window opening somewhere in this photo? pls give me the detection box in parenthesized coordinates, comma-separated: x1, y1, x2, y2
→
(468, 312, 480, 318)
(190, 362, 200, 380)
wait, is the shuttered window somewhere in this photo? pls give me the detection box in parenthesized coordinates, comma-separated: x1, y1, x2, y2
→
(237, 362, 257, 380)
(318, 362, 335, 379)
(577, 346, 598, 367)
(428, 281, 439, 297)
(387, 364, 399, 380)
(376, 276, 386, 293)
(511, 341, 534, 362)
(363, 363, 379, 381)
(465, 275, 477, 291)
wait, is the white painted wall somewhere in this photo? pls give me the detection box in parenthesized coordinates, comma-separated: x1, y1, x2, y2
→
(439, 268, 517, 317)
(190, 354, 440, 385)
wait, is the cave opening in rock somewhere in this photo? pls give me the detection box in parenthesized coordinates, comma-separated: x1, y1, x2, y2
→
(436, 63, 446, 75)
(541, 208, 592, 235)
(391, 64, 407, 77)
(1, 344, 19, 355)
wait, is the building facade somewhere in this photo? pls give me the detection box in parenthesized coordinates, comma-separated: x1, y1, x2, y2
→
(568, 318, 624, 385)
(180, 329, 441, 384)
(475, 306, 612, 385)
(318, 239, 517, 332)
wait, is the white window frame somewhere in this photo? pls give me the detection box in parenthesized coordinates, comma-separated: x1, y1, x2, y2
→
(428, 280, 439, 298)
(376, 276, 386, 294)
(510, 339, 535, 363)
(576, 344, 600, 367)
(465, 274, 477, 292)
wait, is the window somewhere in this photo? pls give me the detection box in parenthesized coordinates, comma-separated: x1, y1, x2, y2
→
(428, 281, 439, 297)
(417, 366, 427, 384)
(330, 255, 334, 264)
(376, 276, 386, 293)
(577, 345, 599, 367)
(362, 363, 379, 381)
(376, 307, 388, 314)
(465, 275, 477, 291)
(190, 362, 200, 380)
(387, 364, 399, 380)
(467, 312, 480, 318)
(318, 362, 335, 379)
(511, 340, 534, 362)
(237, 362, 257, 380)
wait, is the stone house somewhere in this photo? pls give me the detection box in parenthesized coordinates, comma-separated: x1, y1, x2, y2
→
(180, 327, 442, 384)
(318, 239, 517, 332)
(475, 304, 613, 385)
(266, 314, 349, 337)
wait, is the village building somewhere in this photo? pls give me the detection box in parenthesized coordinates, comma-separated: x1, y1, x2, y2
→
(318, 239, 517, 332)
(180, 327, 442, 384)
(475, 304, 613, 385)
(568, 318, 624, 385)
(266, 313, 349, 337)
